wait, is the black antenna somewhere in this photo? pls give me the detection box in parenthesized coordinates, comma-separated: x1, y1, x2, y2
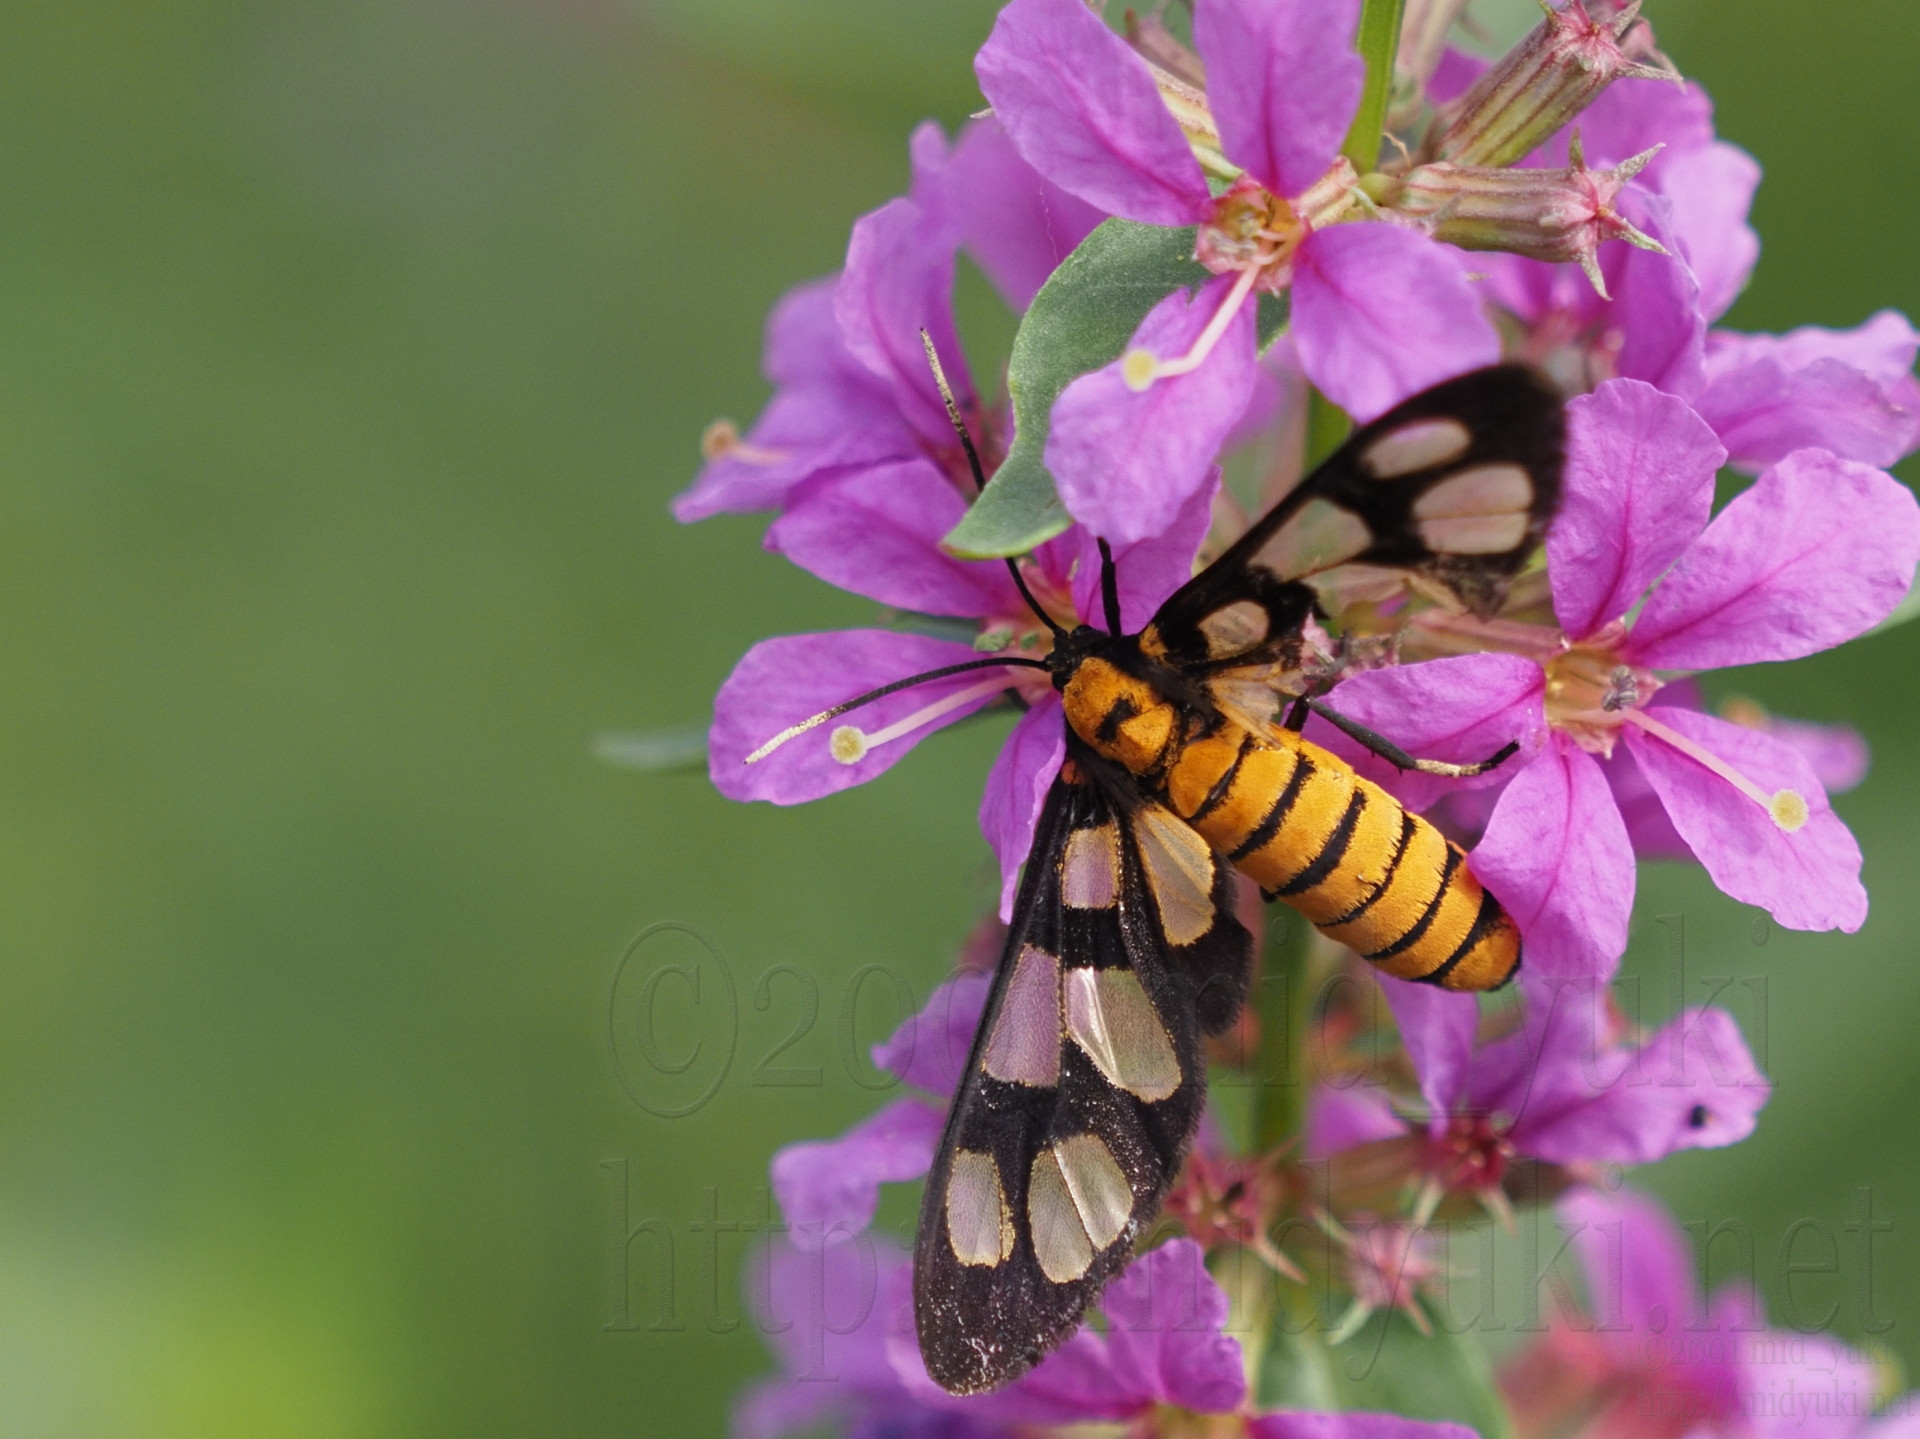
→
(1096, 538, 1124, 635)
(744, 655, 1050, 765)
(920, 329, 1066, 639)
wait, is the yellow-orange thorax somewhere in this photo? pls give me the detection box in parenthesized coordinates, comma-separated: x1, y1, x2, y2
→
(1059, 656, 1517, 991)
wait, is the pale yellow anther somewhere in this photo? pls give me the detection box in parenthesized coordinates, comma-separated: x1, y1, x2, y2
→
(1121, 348, 1159, 393)
(829, 726, 870, 765)
(701, 419, 741, 459)
(1770, 789, 1809, 834)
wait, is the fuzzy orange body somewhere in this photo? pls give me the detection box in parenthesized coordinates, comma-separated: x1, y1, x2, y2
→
(1061, 657, 1518, 990)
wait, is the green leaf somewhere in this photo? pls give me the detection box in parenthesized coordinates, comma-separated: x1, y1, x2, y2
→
(592, 727, 708, 773)
(1258, 1302, 1512, 1437)
(1339, 1306, 1513, 1436)
(944, 219, 1207, 558)
(942, 220, 1293, 559)
(1258, 1319, 1345, 1415)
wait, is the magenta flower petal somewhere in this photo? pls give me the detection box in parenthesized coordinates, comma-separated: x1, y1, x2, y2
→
(1756, 714, 1869, 794)
(1046, 277, 1257, 544)
(871, 971, 992, 1098)
(1600, 743, 1696, 862)
(674, 279, 913, 522)
(835, 196, 968, 449)
(1065, 469, 1215, 632)
(1306, 652, 1545, 814)
(1559, 1186, 1703, 1339)
(1470, 740, 1634, 984)
(1660, 142, 1762, 324)
(1193, 0, 1363, 200)
(941, 117, 1106, 312)
(979, 699, 1068, 921)
(1291, 224, 1500, 421)
(1726, 308, 1920, 384)
(1250, 1415, 1478, 1439)
(770, 1097, 946, 1238)
(1097, 1239, 1248, 1415)
(1422, 47, 1486, 104)
(1627, 449, 1920, 670)
(1377, 977, 1477, 1130)
(1546, 74, 1717, 169)
(1304, 1083, 1403, 1158)
(1549, 380, 1724, 639)
(1695, 313, 1920, 469)
(709, 631, 1008, 804)
(1592, 209, 1708, 398)
(744, 1236, 911, 1424)
(766, 460, 1020, 617)
(1626, 706, 1866, 932)
(974, 0, 1209, 226)
(1479, 989, 1768, 1164)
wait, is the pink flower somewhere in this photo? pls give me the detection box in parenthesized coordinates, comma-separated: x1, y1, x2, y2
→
(674, 119, 1099, 523)
(1308, 381, 1920, 978)
(1499, 1186, 1880, 1439)
(1309, 977, 1767, 1197)
(741, 1231, 1480, 1438)
(976, 0, 1499, 541)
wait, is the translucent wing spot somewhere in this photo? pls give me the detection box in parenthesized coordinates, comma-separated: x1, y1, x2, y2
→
(1061, 824, 1121, 910)
(1198, 599, 1271, 658)
(1027, 1149, 1094, 1283)
(1254, 498, 1373, 581)
(982, 945, 1063, 1087)
(1131, 805, 1218, 946)
(946, 1150, 1014, 1266)
(1418, 513, 1531, 554)
(1412, 463, 1534, 519)
(1360, 418, 1472, 478)
(1052, 1134, 1134, 1252)
(1065, 967, 1180, 1102)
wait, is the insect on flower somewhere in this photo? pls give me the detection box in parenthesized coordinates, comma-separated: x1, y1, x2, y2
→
(745, 362, 1566, 1394)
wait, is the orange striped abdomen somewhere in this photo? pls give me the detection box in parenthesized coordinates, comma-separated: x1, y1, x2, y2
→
(1163, 726, 1518, 991)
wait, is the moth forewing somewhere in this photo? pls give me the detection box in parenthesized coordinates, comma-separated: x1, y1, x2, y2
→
(1147, 363, 1565, 669)
(913, 757, 1251, 1396)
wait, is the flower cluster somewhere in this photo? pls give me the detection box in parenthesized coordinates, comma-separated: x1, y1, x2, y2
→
(676, 1, 1920, 1435)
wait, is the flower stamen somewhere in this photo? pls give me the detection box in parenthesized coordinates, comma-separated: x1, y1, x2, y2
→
(827, 676, 1016, 766)
(701, 419, 786, 466)
(1124, 261, 1262, 392)
(1624, 708, 1810, 833)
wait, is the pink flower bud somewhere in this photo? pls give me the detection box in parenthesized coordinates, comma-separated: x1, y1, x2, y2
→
(1382, 138, 1667, 297)
(1429, 0, 1679, 168)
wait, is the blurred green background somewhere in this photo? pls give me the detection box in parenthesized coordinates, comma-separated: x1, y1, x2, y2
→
(0, 0, 1916, 1433)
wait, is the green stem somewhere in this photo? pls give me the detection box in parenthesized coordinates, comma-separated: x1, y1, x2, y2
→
(1340, 0, 1408, 173)
(1252, 907, 1314, 1153)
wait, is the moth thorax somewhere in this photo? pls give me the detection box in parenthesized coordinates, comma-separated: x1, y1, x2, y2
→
(1061, 658, 1177, 774)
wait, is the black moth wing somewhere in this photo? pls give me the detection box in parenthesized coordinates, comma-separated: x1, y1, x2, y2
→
(1147, 364, 1566, 669)
(913, 748, 1252, 1395)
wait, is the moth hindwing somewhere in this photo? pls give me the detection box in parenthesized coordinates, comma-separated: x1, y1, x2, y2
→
(1147, 363, 1566, 669)
(912, 749, 1252, 1395)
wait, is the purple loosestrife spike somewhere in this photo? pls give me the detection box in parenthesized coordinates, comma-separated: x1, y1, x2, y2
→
(1430, 0, 1679, 169)
(1381, 137, 1667, 297)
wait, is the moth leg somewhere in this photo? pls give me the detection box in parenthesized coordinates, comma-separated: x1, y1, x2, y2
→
(1280, 697, 1310, 732)
(1303, 698, 1518, 777)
